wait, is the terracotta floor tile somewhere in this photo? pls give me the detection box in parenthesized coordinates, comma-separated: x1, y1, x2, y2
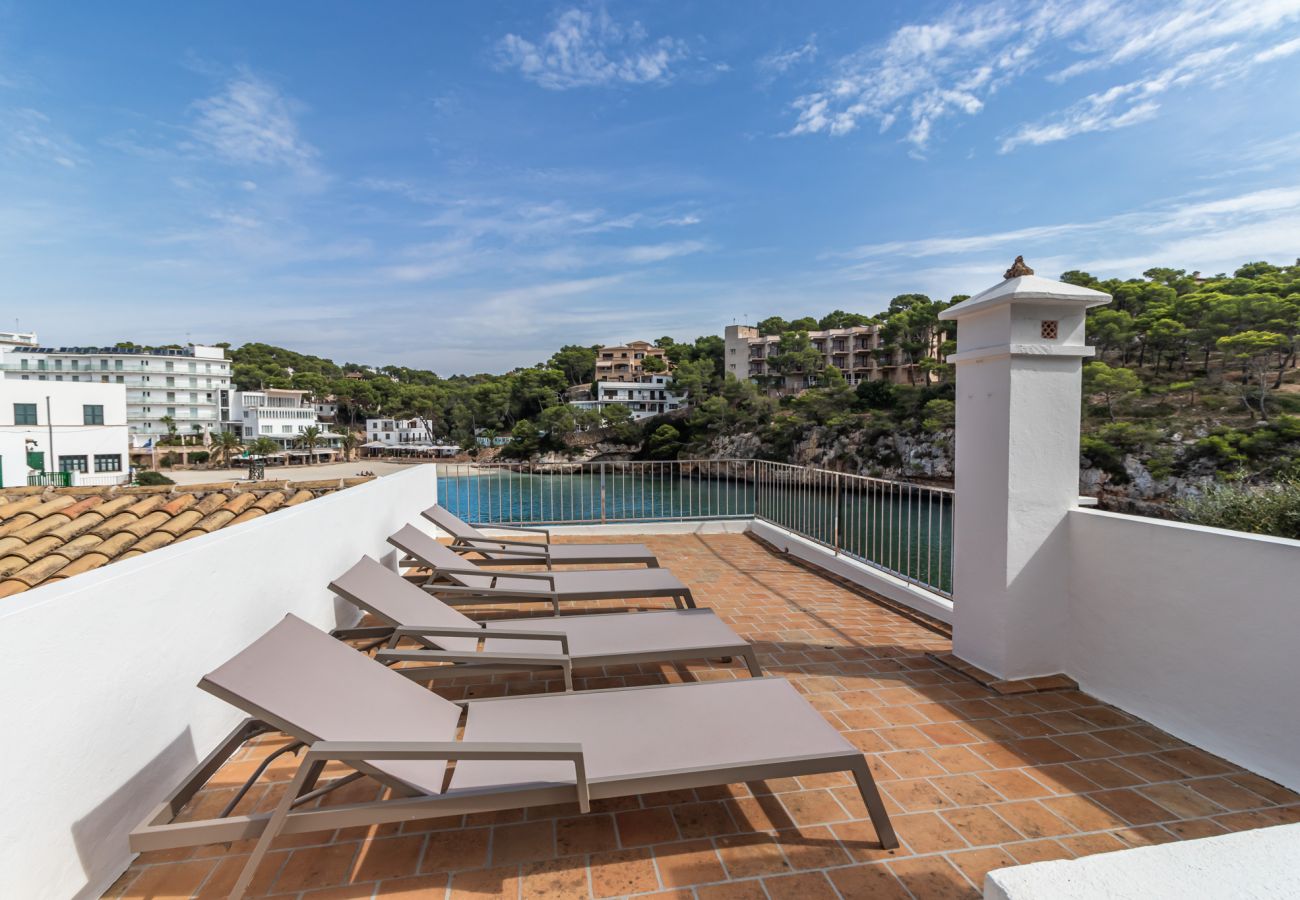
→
(519, 858, 587, 898)
(371, 874, 451, 899)
(108, 534, 1300, 900)
(616, 807, 680, 847)
(447, 863, 517, 900)
(762, 871, 839, 900)
(827, 862, 913, 900)
(894, 811, 969, 853)
(949, 847, 1019, 889)
(941, 806, 1022, 846)
(695, 879, 768, 900)
(777, 789, 849, 826)
(421, 828, 492, 875)
(670, 801, 737, 839)
(588, 848, 659, 898)
(713, 833, 790, 879)
(554, 814, 619, 857)
(351, 835, 426, 882)
(1004, 838, 1074, 864)
(888, 856, 982, 899)
(119, 860, 218, 899)
(652, 839, 727, 888)
(489, 821, 555, 866)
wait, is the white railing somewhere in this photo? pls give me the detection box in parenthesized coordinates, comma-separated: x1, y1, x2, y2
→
(438, 459, 953, 597)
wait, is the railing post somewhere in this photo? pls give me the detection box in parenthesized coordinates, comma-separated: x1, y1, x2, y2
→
(599, 462, 607, 524)
(752, 459, 759, 519)
(833, 472, 842, 555)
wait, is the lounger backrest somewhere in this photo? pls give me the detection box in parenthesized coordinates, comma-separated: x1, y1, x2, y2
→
(329, 556, 479, 653)
(387, 525, 494, 590)
(422, 505, 483, 541)
(200, 614, 460, 795)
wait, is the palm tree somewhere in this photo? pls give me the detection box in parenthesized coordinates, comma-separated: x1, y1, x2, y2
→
(248, 436, 280, 458)
(159, 415, 178, 445)
(297, 426, 323, 464)
(212, 430, 244, 467)
(190, 423, 203, 446)
(340, 430, 359, 462)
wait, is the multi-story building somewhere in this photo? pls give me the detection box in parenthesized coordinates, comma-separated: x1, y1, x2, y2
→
(0, 333, 233, 444)
(594, 341, 668, 383)
(723, 324, 933, 391)
(226, 389, 344, 458)
(0, 379, 130, 487)
(569, 374, 686, 421)
(363, 417, 458, 457)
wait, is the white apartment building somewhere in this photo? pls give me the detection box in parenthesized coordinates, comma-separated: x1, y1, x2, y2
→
(364, 417, 458, 456)
(0, 333, 233, 443)
(569, 374, 686, 421)
(227, 389, 343, 451)
(723, 323, 926, 390)
(0, 380, 129, 487)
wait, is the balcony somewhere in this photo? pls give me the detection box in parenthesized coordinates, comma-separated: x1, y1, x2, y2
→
(102, 523, 1298, 899)
(7, 272, 1300, 900)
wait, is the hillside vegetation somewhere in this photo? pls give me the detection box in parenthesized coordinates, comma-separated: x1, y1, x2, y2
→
(217, 259, 1300, 535)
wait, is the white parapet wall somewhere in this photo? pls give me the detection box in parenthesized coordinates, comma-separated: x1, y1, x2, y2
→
(1067, 508, 1300, 790)
(986, 821, 1300, 899)
(0, 466, 440, 900)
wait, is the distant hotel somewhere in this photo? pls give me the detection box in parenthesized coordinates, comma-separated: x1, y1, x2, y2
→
(724, 323, 935, 391)
(0, 331, 232, 443)
(595, 341, 668, 383)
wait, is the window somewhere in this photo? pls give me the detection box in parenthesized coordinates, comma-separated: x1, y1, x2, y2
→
(94, 454, 122, 472)
(261, 425, 272, 434)
(59, 455, 88, 473)
(14, 403, 38, 424)
(114, 359, 123, 371)
(83, 404, 105, 425)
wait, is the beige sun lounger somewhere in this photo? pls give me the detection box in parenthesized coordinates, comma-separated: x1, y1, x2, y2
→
(423, 503, 660, 568)
(388, 524, 696, 613)
(129, 615, 896, 899)
(329, 556, 760, 688)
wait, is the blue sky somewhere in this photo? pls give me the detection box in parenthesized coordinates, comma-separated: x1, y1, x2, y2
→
(2, 1, 1299, 373)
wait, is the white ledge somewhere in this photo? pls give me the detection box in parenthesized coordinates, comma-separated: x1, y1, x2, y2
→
(948, 344, 1096, 364)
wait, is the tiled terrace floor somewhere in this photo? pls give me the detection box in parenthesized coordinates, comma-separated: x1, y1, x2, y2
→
(107, 532, 1300, 899)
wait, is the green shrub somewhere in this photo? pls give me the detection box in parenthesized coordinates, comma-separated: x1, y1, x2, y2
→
(855, 379, 896, 410)
(189, 451, 210, 465)
(159, 453, 180, 468)
(920, 399, 954, 432)
(1080, 435, 1128, 482)
(1177, 479, 1300, 539)
(136, 471, 175, 486)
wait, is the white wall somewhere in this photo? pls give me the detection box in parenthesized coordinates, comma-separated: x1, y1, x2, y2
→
(0, 466, 439, 900)
(0, 431, 28, 487)
(1067, 508, 1300, 789)
(0, 380, 130, 479)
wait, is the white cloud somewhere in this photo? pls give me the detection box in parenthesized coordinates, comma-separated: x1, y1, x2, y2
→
(1, 108, 84, 169)
(496, 6, 687, 89)
(758, 35, 818, 77)
(833, 184, 1300, 287)
(189, 69, 319, 170)
(787, 0, 1300, 152)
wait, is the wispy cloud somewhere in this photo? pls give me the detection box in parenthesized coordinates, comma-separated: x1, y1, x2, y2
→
(495, 6, 687, 89)
(188, 69, 320, 171)
(758, 35, 818, 79)
(786, 0, 1300, 153)
(1, 108, 85, 169)
(834, 185, 1300, 286)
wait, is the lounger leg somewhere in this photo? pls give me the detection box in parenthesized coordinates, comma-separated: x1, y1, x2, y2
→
(229, 756, 325, 899)
(680, 589, 697, 609)
(742, 649, 763, 677)
(850, 758, 898, 850)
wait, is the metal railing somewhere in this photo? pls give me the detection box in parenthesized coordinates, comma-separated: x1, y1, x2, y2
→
(27, 471, 72, 487)
(438, 458, 953, 598)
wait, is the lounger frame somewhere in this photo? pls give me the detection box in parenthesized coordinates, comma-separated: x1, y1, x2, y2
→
(130, 679, 896, 900)
(422, 505, 661, 569)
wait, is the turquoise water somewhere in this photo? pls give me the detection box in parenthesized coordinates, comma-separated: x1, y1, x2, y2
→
(438, 469, 952, 595)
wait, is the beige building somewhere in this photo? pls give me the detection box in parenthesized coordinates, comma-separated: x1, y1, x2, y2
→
(594, 341, 668, 383)
(724, 324, 933, 391)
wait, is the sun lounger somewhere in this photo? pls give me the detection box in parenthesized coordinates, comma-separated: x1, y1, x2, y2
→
(129, 614, 897, 899)
(423, 503, 660, 568)
(329, 556, 760, 688)
(388, 524, 696, 613)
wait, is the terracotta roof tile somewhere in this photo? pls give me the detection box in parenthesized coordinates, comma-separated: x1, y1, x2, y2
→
(0, 477, 370, 599)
